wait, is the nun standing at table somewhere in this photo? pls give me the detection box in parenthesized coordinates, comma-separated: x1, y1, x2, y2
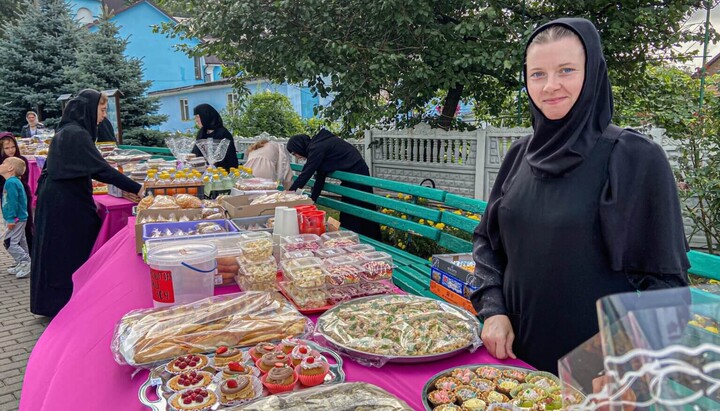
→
(190, 104, 238, 170)
(30, 89, 143, 317)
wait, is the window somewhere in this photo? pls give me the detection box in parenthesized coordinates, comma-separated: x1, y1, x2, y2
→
(226, 93, 239, 113)
(194, 57, 203, 80)
(180, 99, 190, 121)
(76, 7, 93, 24)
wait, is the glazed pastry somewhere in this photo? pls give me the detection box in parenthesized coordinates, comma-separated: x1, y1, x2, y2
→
(213, 345, 244, 367)
(165, 354, 210, 374)
(452, 368, 475, 384)
(221, 361, 257, 379)
(461, 398, 487, 411)
(428, 389, 456, 406)
(455, 385, 480, 402)
(167, 371, 213, 391)
(257, 352, 290, 373)
(169, 387, 217, 411)
(219, 375, 256, 403)
(265, 363, 295, 385)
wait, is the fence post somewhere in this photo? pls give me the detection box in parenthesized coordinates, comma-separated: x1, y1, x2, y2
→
(474, 129, 486, 200)
(364, 129, 374, 176)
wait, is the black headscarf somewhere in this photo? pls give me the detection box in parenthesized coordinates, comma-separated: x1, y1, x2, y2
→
(58, 89, 101, 141)
(524, 18, 612, 177)
(286, 134, 312, 157)
(193, 104, 223, 133)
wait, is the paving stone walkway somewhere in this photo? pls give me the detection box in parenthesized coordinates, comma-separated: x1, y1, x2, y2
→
(0, 248, 49, 411)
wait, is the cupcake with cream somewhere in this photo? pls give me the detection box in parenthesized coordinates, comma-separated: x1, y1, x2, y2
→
(295, 355, 329, 386)
(261, 363, 297, 394)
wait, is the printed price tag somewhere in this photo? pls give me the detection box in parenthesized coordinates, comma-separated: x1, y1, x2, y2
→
(150, 269, 175, 303)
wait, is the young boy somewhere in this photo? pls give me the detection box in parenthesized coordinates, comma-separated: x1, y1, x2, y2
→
(0, 157, 30, 278)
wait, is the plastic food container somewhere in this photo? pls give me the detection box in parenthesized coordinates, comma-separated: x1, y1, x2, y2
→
(238, 231, 273, 262)
(143, 220, 238, 243)
(146, 243, 217, 307)
(280, 234, 322, 252)
(280, 281, 329, 310)
(231, 215, 274, 233)
(281, 249, 315, 260)
(343, 244, 375, 259)
(235, 275, 278, 292)
(237, 255, 277, 284)
(322, 255, 364, 286)
(321, 231, 359, 248)
(358, 252, 394, 281)
(313, 248, 347, 260)
(281, 257, 325, 288)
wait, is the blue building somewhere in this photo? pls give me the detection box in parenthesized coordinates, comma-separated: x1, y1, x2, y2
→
(67, 0, 325, 133)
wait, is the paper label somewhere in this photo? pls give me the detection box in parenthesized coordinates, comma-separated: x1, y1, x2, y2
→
(150, 268, 174, 303)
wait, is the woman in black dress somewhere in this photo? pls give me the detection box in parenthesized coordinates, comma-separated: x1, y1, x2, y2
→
(470, 18, 689, 374)
(30, 89, 142, 317)
(287, 130, 381, 240)
(190, 104, 238, 170)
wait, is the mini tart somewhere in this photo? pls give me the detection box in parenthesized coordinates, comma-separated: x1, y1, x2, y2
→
(257, 352, 290, 373)
(213, 346, 245, 367)
(221, 361, 258, 379)
(510, 383, 548, 402)
(495, 378, 520, 395)
(433, 404, 462, 411)
(219, 375, 256, 403)
(475, 366, 502, 381)
(482, 391, 509, 404)
(452, 368, 476, 384)
(435, 376, 461, 391)
(169, 387, 217, 411)
(526, 375, 559, 391)
(428, 389, 457, 406)
(461, 398, 487, 411)
(250, 342, 277, 361)
(486, 403, 515, 411)
(167, 370, 213, 392)
(165, 354, 210, 374)
(455, 385, 480, 402)
(469, 378, 496, 393)
(502, 368, 527, 383)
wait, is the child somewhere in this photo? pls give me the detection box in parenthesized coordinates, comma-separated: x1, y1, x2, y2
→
(0, 157, 30, 278)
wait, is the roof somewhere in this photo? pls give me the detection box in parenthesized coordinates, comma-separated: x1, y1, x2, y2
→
(148, 78, 237, 96)
(88, 0, 179, 26)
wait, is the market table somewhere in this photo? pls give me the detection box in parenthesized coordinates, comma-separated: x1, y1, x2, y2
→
(90, 194, 136, 255)
(20, 220, 529, 411)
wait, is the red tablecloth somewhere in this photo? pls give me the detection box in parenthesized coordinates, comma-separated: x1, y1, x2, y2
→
(90, 195, 136, 255)
(20, 220, 528, 411)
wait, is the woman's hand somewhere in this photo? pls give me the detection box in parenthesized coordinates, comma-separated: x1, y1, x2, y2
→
(137, 185, 145, 197)
(481, 314, 516, 360)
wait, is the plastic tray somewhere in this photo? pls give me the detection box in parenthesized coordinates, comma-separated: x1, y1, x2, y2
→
(320, 231, 359, 248)
(143, 219, 237, 243)
(231, 215, 274, 233)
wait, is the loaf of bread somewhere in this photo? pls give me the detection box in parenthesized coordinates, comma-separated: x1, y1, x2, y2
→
(112, 292, 311, 366)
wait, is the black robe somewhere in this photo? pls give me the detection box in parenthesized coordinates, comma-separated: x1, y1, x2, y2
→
(30, 90, 141, 317)
(190, 104, 238, 170)
(288, 130, 382, 240)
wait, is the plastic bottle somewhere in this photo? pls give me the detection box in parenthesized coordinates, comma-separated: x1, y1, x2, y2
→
(203, 175, 211, 196)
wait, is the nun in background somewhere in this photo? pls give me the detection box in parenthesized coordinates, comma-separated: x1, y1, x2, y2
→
(30, 89, 143, 317)
(287, 130, 382, 240)
(470, 18, 689, 374)
(190, 104, 238, 170)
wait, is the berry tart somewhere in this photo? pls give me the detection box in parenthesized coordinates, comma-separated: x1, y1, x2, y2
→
(165, 354, 210, 374)
(169, 387, 217, 411)
(167, 370, 213, 392)
(218, 375, 257, 404)
(256, 352, 290, 373)
(220, 361, 258, 379)
(213, 346, 245, 367)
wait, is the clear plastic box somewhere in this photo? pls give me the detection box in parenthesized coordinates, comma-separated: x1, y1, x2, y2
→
(343, 243, 375, 259)
(280, 249, 315, 260)
(320, 231, 359, 248)
(237, 255, 277, 284)
(281, 257, 325, 288)
(358, 252, 394, 281)
(322, 255, 364, 286)
(313, 248, 347, 260)
(279, 280, 328, 309)
(238, 231, 274, 262)
(235, 275, 278, 292)
(280, 234, 322, 252)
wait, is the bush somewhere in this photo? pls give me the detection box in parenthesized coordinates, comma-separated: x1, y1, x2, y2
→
(122, 128, 171, 147)
(234, 91, 304, 138)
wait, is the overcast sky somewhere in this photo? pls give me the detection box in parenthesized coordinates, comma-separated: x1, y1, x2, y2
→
(680, 5, 720, 67)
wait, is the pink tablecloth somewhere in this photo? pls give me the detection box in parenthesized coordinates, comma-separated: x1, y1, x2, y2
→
(21, 221, 528, 411)
(27, 158, 41, 209)
(90, 195, 136, 255)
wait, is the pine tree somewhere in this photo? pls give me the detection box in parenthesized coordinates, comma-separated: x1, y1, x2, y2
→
(0, 0, 81, 131)
(67, 11, 167, 145)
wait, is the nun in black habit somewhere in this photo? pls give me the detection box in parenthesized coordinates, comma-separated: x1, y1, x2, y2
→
(469, 18, 689, 374)
(190, 104, 238, 170)
(287, 130, 382, 240)
(30, 89, 142, 317)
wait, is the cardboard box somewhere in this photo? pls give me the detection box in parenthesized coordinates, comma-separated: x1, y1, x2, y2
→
(220, 195, 313, 218)
(134, 209, 204, 253)
(430, 268, 479, 300)
(431, 253, 475, 283)
(429, 280, 477, 315)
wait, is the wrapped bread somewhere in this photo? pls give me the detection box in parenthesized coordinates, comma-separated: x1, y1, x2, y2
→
(112, 292, 312, 367)
(149, 195, 179, 209)
(137, 195, 155, 211)
(175, 193, 202, 209)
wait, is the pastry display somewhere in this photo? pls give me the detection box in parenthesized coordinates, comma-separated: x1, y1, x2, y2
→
(256, 352, 290, 373)
(167, 370, 213, 391)
(165, 354, 210, 374)
(261, 363, 297, 394)
(230, 382, 413, 410)
(218, 375, 259, 404)
(423, 365, 583, 411)
(168, 387, 217, 411)
(213, 346, 245, 367)
(280, 234, 322, 251)
(315, 295, 481, 362)
(320, 231, 359, 248)
(112, 292, 311, 366)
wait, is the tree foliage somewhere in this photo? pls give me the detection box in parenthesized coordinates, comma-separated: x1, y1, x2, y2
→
(66, 12, 167, 145)
(0, 0, 81, 131)
(157, 0, 709, 131)
(229, 91, 304, 138)
(0, 0, 23, 29)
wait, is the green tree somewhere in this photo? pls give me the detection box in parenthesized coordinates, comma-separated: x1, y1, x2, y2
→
(232, 91, 304, 138)
(66, 12, 167, 145)
(0, 0, 23, 28)
(0, 0, 81, 131)
(157, 0, 708, 131)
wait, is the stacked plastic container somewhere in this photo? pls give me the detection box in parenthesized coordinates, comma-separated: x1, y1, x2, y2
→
(280, 257, 327, 309)
(236, 231, 277, 291)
